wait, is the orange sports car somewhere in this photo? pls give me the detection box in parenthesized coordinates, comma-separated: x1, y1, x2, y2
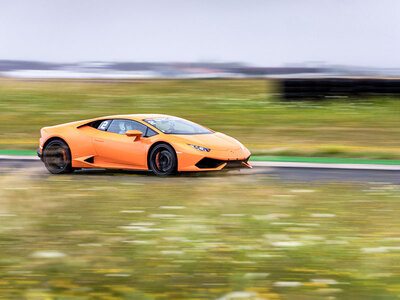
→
(37, 114, 251, 176)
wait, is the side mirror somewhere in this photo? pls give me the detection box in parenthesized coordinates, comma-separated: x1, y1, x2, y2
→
(126, 130, 142, 141)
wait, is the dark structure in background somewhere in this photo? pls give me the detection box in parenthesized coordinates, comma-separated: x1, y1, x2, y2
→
(232, 67, 323, 76)
(282, 78, 400, 99)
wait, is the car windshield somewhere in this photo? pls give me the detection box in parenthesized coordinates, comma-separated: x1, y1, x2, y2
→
(144, 117, 212, 135)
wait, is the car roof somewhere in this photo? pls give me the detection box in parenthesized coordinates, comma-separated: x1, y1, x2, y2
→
(99, 114, 173, 121)
(44, 114, 179, 131)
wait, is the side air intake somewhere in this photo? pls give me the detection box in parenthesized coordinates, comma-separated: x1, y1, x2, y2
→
(84, 156, 94, 164)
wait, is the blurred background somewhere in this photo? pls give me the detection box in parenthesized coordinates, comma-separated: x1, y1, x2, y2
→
(1, 0, 400, 299)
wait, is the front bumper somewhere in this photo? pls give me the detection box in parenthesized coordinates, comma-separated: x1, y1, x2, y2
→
(175, 143, 252, 172)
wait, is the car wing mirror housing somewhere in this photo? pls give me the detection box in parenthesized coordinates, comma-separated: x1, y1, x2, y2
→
(126, 130, 143, 141)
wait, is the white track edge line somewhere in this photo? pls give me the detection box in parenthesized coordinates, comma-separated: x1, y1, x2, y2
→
(251, 161, 400, 171)
(0, 155, 40, 160)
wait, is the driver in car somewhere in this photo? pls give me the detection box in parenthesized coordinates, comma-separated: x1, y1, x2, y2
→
(158, 119, 175, 133)
(118, 121, 133, 134)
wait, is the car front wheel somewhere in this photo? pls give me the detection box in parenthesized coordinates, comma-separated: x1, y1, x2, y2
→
(149, 143, 177, 176)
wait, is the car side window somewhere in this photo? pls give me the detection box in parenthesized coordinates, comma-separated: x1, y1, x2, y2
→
(107, 119, 148, 135)
(98, 120, 111, 131)
(145, 127, 158, 137)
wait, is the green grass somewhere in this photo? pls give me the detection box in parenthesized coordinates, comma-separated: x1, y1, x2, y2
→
(0, 78, 399, 159)
(0, 172, 400, 299)
(2, 78, 400, 300)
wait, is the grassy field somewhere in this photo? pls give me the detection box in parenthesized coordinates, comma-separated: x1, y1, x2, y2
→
(0, 171, 399, 299)
(1, 78, 399, 299)
(0, 78, 399, 159)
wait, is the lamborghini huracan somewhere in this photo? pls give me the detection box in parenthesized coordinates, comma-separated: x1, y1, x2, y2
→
(37, 114, 251, 176)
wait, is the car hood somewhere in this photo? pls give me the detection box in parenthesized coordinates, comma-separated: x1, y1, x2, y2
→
(170, 132, 243, 151)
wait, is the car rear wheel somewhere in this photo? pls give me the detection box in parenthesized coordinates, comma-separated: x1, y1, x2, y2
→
(43, 139, 73, 174)
(149, 144, 177, 176)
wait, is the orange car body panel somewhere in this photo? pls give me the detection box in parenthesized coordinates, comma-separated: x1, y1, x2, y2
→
(38, 114, 251, 172)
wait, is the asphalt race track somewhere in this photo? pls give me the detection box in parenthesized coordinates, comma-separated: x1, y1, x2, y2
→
(1, 158, 399, 184)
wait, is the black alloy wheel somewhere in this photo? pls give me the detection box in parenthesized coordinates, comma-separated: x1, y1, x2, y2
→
(149, 143, 177, 176)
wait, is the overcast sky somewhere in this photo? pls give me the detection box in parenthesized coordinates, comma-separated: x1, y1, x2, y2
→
(1, 0, 400, 67)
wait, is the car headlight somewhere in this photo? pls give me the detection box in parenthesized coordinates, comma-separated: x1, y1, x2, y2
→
(188, 144, 210, 152)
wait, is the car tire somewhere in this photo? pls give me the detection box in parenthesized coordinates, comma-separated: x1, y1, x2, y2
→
(43, 139, 73, 174)
(149, 143, 177, 176)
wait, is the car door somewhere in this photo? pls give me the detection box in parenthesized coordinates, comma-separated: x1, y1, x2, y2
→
(92, 119, 150, 168)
